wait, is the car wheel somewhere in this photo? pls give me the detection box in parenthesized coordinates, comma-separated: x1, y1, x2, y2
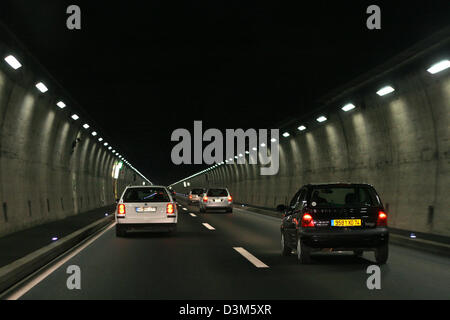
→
(297, 237, 311, 264)
(116, 225, 126, 237)
(375, 243, 389, 265)
(353, 250, 364, 257)
(281, 232, 292, 256)
(227, 208, 233, 213)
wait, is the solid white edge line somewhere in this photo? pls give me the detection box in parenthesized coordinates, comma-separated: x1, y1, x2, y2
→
(202, 223, 215, 230)
(6, 222, 117, 300)
(189, 213, 197, 217)
(233, 247, 269, 268)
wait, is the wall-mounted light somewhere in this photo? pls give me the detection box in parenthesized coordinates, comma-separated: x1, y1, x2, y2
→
(316, 116, 327, 123)
(427, 59, 450, 74)
(342, 103, 356, 112)
(376, 86, 395, 96)
(56, 101, 66, 109)
(35, 82, 48, 93)
(4, 55, 22, 69)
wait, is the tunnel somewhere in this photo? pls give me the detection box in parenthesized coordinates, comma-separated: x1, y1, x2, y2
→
(0, 1, 449, 305)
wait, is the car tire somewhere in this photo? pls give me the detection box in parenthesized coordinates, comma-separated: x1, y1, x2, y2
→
(297, 237, 311, 264)
(353, 250, 364, 257)
(375, 243, 389, 265)
(116, 225, 126, 237)
(281, 232, 292, 256)
(227, 208, 233, 213)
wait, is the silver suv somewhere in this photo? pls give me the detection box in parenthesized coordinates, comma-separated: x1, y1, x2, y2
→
(199, 188, 233, 213)
(115, 185, 177, 236)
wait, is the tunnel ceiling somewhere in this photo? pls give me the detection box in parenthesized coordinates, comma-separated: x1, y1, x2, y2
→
(0, 1, 449, 185)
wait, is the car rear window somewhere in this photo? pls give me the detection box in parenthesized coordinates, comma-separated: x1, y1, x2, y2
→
(309, 186, 380, 207)
(123, 188, 170, 203)
(191, 189, 204, 195)
(207, 189, 228, 197)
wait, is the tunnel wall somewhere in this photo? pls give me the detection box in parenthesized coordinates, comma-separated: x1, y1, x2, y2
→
(0, 59, 145, 236)
(173, 64, 450, 237)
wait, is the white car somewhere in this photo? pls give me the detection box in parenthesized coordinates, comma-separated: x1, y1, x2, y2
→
(115, 185, 177, 236)
(199, 188, 233, 213)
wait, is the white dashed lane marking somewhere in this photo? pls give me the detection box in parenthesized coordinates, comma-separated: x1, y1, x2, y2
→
(233, 247, 269, 268)
(202, 223, 215, 230)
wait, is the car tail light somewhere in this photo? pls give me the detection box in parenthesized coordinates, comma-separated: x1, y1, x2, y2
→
(227, 196, 232, 202)
(301, 213, 315, 228)
(203, 196, 208, 203)
(118, 204, 126, 215)
(189, 195, 192, 200)
(167, 203, 175, 215)
(377, 211, 387, 226)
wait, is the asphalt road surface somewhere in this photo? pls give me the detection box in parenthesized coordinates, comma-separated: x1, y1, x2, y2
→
(16, 196, 450, 300)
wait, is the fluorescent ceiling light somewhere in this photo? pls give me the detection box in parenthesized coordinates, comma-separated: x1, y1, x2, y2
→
(35, 82, 48, 93)
(427, 60, 450, 74)
(4, 55, 22, 69)
(342, 103, 356, 112)
(98, 137, 103, 142)
(91, 131, 97, 136)
(71, 114, 79, 120)
(376, 86, 395, 96)
(282, 132, 290, 137)
(252, 147, 257, 151)
(316, 116, 327, 123)
(104, 142, 108, 146)
(108, 146, 112, 150)
(83, 123, 90, 129)
(56, 101, 66, 109)
(271, 138, 277, 142)
(260, 143, 266, 147)
(298, 125, 306, 131)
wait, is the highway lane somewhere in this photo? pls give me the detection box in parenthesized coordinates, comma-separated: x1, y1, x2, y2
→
(16, 197, 450, 299)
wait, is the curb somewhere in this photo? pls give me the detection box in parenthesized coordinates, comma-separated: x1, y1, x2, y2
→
(0, 215, 114, 295)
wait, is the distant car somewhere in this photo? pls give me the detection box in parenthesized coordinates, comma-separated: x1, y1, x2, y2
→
(278, 183, 389, 264)
(115, 185, 177, 236)
(168, 188, 176, 201)
(188, 188, 205, 205)
(199, 188, 233, 213)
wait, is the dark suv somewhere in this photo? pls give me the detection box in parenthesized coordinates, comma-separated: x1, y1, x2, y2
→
(278, 183, 389, 264)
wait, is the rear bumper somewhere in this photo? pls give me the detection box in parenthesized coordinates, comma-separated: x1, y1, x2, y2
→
(299, 227, 389, 249)
(117, 223, 177, 232)
(202, 204, 232, 210)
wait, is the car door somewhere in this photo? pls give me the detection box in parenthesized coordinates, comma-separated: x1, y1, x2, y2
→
(283, 189, 303, 245)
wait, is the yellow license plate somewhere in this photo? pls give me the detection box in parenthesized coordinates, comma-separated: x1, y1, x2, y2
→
(331, 219, 361, 227)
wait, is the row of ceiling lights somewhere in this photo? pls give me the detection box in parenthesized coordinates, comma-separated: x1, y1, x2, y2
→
(3, 54, 151, 183)
(171, 58, 449, 187)
(281, 59, 449, 138)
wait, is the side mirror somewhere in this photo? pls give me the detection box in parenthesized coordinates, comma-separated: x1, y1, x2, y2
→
(276, 204, 287, 212)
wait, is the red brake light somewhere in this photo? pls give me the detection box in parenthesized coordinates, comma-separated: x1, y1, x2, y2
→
(377, 211, 387, 226)
(167, 203, 175, 215)
(301, 213, 315, 228)
(118, 204, 126, 215)
(227, 196, 232, 202)
(203, 196, 208, 203)
(189, 195, 192, 199)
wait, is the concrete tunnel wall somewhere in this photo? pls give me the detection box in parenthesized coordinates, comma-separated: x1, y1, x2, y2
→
(0, 50, 146, 237)
(172, 59, 450, 238)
